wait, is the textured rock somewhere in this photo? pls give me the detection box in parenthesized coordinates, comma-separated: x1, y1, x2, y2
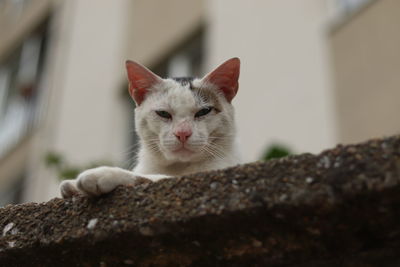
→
(1, 135, 400, 266)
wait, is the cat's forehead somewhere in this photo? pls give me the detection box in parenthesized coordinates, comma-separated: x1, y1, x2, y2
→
(161, 79, 197, 107)
(153, 79, 199, 106)
(144, 78, 222, 112)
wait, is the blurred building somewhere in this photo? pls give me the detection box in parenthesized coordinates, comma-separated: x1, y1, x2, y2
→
(0, 0, 398, 204)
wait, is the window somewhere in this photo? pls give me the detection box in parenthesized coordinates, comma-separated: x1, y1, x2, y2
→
(152, 29, 204, 79)
(0, 22, 48, 158)
(328, 0, 372, 19)
(338, 0, 371, 11)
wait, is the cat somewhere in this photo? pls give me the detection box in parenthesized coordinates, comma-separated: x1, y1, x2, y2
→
(60, 57, 241, 198)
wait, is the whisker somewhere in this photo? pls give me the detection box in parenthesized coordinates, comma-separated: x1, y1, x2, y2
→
(201, 143, 225, 160)
(207, 143, 228, 158)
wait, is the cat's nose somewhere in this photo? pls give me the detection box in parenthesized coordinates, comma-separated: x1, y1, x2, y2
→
(174, 129, 192, 143)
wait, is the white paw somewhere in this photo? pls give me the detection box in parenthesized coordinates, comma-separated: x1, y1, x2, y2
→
(76, 167, 126, 196)
(59, 166, 157, 198)
(60, 179, 80, 198)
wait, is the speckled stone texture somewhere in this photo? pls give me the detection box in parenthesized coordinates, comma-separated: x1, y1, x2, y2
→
(1, 136, 400, 266)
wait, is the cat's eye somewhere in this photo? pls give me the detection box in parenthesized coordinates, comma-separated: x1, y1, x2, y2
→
(155, 110, 172, 119)
(195, 107, 213, 118)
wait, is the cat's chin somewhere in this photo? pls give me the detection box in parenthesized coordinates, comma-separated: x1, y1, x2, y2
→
(164, 147, 198, 162)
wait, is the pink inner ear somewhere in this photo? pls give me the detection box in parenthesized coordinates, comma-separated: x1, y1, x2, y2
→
(204, 58, 240, 102)
(125, 60, 160, 105)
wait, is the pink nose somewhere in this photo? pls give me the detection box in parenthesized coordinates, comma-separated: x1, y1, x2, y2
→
(174, 130, 192, 143)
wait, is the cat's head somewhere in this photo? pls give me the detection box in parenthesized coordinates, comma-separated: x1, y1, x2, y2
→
(126, 58, 240, 163)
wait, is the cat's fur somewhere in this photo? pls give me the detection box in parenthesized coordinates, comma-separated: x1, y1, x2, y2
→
(60, 58, 241, 197)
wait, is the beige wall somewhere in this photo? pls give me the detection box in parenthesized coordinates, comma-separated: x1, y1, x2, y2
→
(24, 0, 133, 201)
(50, 0, 131, 163)
(331, 0, 400, 143)
(206, 0, 337, 161)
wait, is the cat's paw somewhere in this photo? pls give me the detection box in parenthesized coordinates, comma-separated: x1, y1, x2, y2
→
(59, 167, 163, 198)
(76, 166, 136, 196)
(60, 179, 81, 198)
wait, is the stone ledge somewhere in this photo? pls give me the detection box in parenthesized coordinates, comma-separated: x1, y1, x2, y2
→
(1, 136, 400, 266)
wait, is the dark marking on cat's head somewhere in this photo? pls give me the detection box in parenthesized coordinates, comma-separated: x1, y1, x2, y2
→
(172, 77, 195, 89)
(173, 77, 222, 111)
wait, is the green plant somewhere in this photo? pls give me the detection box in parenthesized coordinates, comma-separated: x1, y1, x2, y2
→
(45, 152, 112, 180)
(263, 144, 292, 161)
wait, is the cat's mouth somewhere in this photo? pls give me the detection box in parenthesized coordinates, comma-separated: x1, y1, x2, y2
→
(162, 142, 203, 161)
(172, 147, 194, 155)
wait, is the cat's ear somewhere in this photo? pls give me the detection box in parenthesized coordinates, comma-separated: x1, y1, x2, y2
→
(125, 60, 162, 105)
(202, 57, 240, 103)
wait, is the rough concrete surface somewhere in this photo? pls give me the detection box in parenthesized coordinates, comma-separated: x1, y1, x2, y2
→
(1, 135, 400, 266)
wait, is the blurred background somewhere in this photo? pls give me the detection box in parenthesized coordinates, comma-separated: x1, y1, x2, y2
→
(0, 0, 399, 205)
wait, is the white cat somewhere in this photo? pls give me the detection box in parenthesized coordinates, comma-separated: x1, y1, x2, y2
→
(60, 58, 241, 197)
